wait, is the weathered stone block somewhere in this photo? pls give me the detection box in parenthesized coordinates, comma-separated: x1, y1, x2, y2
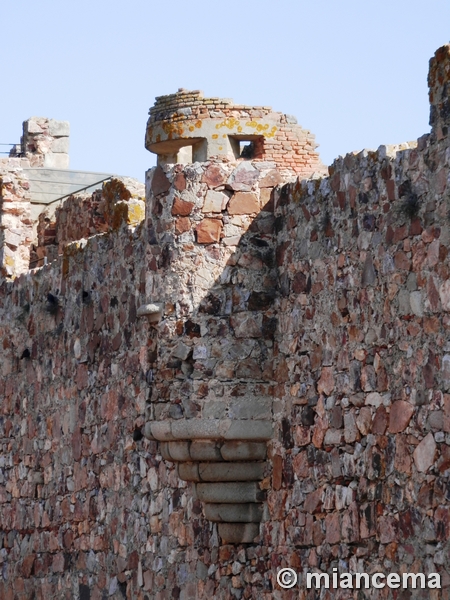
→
(190, 441, 222, 461)
(178, 462, 266, 482)
(195, 482, 265, 503)
(410, 291, 423, 316)
(196, 218, 222, 243)
(171, 197, 194, 216)
(217, 523, 260, 543)
(413, 432, 436, 472)
(177, 463, 199, 481)
(227, 162, 259, 192)
(43, 153, 69, 169)
(227, 192, 259, 215)
(175, 216, 190, 234)
(48, 119, 70, 137)
(203, 190, 228, 213)
(220, 441, 267, 461)
(150, 166, 171, 195)
(201, 164, 228, 188)
(198, 462, 266, 482)
(51, 138, 70, 154)
(225, 420, 272, 441)
(204, 503, 263, 523)
(166, 441, 191, 461)
(317, 367, 335, 396)
(388, 401, 414, 433)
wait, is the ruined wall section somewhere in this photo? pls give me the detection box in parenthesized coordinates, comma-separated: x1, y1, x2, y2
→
(0, 164, 145, 275)
(429, 43, 450, 143)
(143, 160, 281, 543)
(146, 89, 325, 178)
(33, 178, 145, 267)
(0, 158, 33, 277)
(17, 117, 70, 169)
(270, 76, 450, 590)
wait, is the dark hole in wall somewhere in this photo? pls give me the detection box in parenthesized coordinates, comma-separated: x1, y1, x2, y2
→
(229, 136, 262, 160)
(281, 417, 293, 449)
(133, 427, 143, 441)
(239, 141, 254, 159)
(46, 293, 59, 315)
(172, 488, 182, 509)
(79, 584, 90, 600)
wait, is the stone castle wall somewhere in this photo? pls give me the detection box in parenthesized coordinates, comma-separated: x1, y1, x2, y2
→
(0, 44, 449, 600)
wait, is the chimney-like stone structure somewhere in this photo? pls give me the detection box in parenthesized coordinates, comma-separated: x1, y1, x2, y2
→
(18, 117, 70, 169)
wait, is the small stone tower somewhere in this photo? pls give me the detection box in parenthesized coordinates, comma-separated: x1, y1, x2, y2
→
(145, 89, 325, 177)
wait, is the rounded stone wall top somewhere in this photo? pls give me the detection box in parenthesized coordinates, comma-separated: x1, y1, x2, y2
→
(145, 88, 325, 177)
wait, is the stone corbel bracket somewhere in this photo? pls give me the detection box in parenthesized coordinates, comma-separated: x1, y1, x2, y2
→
(144, 419, 272, 544)
(137, 302, 164, 323)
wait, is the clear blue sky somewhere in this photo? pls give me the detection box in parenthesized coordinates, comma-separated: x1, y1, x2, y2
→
(2, 1, 449, 181)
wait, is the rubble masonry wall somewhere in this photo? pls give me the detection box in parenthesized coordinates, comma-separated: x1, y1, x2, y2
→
(0, 43, 449, 600)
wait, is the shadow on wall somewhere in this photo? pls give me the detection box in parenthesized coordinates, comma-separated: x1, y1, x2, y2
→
(140, 160, 282, 545)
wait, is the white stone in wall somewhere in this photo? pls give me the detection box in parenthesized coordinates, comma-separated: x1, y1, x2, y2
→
(51, 138, 70, 154)
(43, 153, 69, 169)
(48, 120, 70, 137)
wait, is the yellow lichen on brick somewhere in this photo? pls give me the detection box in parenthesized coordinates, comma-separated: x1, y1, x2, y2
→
(126, 200, 145, 226)
(111, 202, 129, 230)
(162, 122, 185, 139)
(215, 117, 241, 130)
(62, 241, 84, 277)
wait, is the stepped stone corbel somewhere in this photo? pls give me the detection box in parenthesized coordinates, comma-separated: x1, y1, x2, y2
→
(144, 419, 272, 543)
(136, 302, 163, 323)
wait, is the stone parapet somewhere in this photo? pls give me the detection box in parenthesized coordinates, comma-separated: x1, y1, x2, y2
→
(0, 119, 146, 279)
